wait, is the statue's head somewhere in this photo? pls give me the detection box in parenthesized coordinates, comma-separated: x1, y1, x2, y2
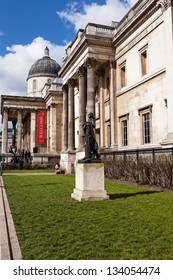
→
(88, 112, 94, 119)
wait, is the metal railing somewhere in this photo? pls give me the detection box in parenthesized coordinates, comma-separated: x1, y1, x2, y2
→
(99, 146, 173, 162)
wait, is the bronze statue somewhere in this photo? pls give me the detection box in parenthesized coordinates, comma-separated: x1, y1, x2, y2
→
(78, 112, 100, 163)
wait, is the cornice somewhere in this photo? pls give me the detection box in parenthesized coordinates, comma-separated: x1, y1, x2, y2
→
(59, 34, 113, 77)
(59, 38, 87, 77)
(1, 95, 44, 102)
(59, 0, 169, 79)
(113, 0, 159, 47)
(86, 35, 113, 48)
(116, 15, 163, 60)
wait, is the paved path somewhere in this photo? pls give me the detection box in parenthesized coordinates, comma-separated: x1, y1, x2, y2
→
(3, 172, 55, 176)
(0, 176, 22, 260)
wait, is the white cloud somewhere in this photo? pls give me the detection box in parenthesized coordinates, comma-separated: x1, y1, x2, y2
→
(57, 0, 139, 31)
(0, 37, 67, 97)
(129, 0, 139, 5)
(0, 0, 139, 98)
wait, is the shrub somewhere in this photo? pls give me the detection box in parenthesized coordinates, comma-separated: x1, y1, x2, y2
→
(103, 154, 173, 189)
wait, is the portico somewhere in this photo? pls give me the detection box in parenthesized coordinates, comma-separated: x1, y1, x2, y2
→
(59, 23, 118, 172)
(1, 96, 46, 154)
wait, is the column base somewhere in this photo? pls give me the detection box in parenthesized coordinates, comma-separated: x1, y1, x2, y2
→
(161, 133, 173, 147)
(71, 162, 109, 201)
(60, 151, 76, 174)
(110, 144, 119, 150)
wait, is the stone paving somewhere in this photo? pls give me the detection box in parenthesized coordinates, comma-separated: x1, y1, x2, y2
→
(0, 175, 22, 260)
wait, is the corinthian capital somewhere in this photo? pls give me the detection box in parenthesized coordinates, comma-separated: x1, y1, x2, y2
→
(78, 66, 87, 77)
(157, 0, 173, 12)
(62, 84, 68, 93)
(3, 106, 9, 113)
(110, 60, 116, 69)
(67, 78, 76, 88)
(96, 67, 105, 77)
(85, 57, 97, 69)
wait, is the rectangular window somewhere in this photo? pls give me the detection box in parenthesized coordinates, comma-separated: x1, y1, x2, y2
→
(139, 45, 148, 76)
(120, 64, 126, 88)
(139, 105, 152, 145)
(122, 120, 128, 146)
(143, 112, 150, 144)
(141, 50, 147, 75)
(119, 114, 129, 147)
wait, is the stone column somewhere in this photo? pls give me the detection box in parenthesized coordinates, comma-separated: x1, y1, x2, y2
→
(97, 68, 106, 148)
(12, 121, 17, 146)
(158, 2, 173, 145)
(50, 102, 57, 153)
(2, 107, 8, 153)
(47, 106, 50, 153)
(110, 60, 117, 149)
(67, 79, 75, 151)
(86, 57, 97, 118)
(30, 109, 36, 153)
(78, 66, 87, 151)
(62, 85, 68, 151)
(17, 108, 22, 153)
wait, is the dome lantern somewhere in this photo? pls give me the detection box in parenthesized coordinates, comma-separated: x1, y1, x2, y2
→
(44, 46, 49, 57)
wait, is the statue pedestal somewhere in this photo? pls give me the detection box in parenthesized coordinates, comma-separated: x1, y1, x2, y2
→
(71, 162, 109, 201)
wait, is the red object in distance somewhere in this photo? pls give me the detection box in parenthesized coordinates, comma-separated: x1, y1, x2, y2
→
(36, 110, 46, 145)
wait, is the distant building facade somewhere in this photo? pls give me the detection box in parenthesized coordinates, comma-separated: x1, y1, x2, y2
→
(0, 128, 13, 153)
(1, 47, 63, 161)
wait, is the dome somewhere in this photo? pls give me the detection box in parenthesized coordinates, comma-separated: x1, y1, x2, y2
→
(27, 47, 61, 79)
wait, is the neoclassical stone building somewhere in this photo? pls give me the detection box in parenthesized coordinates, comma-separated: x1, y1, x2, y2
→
(59, 0, 173, 172)
(1, 47, 63, 161)
(1, 0, 173, 170)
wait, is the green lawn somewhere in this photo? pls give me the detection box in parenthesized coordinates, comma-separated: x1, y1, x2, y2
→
(3, 174, 173, 260)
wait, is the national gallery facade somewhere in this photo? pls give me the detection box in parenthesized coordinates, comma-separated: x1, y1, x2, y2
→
(1, 0, 173, 171)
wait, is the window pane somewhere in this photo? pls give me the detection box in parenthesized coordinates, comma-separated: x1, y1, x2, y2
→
(33, 80, 36, 91)
(143, 113, 150, 144)
(122, 120, 128, 146)
(121, 65, 126, 88)
(141, 50, 147, 76)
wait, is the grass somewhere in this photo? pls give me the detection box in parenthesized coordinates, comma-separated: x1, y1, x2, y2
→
(3, 174, 173, 260)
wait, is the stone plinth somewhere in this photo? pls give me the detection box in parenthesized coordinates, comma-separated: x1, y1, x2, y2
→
(71, 162, 109, 201)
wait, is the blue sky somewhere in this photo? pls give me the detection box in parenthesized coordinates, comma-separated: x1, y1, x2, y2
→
(0, 0, 138, 97)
